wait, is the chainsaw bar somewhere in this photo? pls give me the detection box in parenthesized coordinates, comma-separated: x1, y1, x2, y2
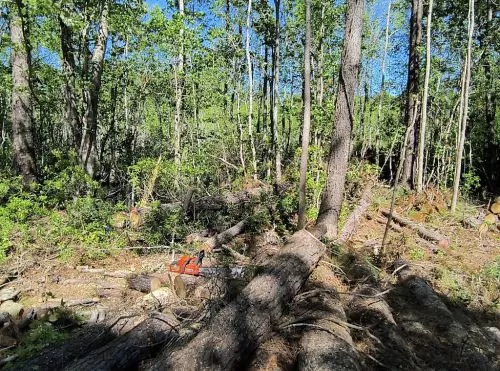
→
(198, 266, 245, 279)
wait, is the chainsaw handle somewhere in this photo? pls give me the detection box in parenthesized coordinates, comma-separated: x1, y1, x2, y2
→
(194, 250, 205, 265)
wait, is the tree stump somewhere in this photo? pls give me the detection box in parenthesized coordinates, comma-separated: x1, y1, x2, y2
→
(127, 274, 162, 293)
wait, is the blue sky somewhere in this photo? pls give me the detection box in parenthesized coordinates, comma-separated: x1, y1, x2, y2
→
(143, 0, 408, 96)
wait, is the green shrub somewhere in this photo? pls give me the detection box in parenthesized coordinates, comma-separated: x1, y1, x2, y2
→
(65, 196, 113, 230)
(39, 154, 100, 207)
(0, 176, 23, 203)
(142, 202, 190, 244)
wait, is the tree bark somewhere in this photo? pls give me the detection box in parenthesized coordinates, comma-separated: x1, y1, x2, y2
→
(148, 230, 325, 371)
(79, 0, 109, 178)
(417, 0, 433, 192)
(59, 12, 81, 152)
(298, 0, 312, 230)
(67, 312, 179, 371)
(10, 0, 37, 186)
(338, 182, 373, 243)
(296, 268, 361, 371)
(246, 0, 258, 180)
(401, 0, 423, 188)
(271, 0, 282, 182)
(16, 315, 143, 370)
(174, 0, 185, 169)
(451, 0, 474, 212)
(316, 0, 364, 239)
(202, 219, 247, 251)
(127, 274, 162, 293)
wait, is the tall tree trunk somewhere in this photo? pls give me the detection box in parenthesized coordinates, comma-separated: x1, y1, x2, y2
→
(271, 0, 282, 182)
(316, 0, 364, 239)
(79, 0, 109, 178)
(298, 0, 312, 230)
(59, 15, 81, 151)
(401, 0, 423, 188)
(10, 0, 37, 186)
(246, 0, 258, 180)
(483, 0, 497, 193)
(316, 3, 325, 107)
(237, 71, 246, 172)
(375, 0, 391, 167)
(416, 0, 433, 192)
(174, 0, 185, 168)
(451, 0, 474, 212)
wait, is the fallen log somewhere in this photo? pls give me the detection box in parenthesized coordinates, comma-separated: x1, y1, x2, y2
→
(247, 335, 294, 371)
(345, 285, 419, 370)
(201, 219, 247, 252)
(76, 266, 105, 274)
(67, 312, 179, 371)
(415, 237, 439, 253)
(393, 261, 466, 345)
(370, 215, 403, 232)
(294, 266, 361, 371)
(40, 297, 100, 310)
(141, 287, 178, 311)
(148, 230, 325, 371)
(339, 183, 373, 243)
(127, 274, 162, 293)
(103, 270, 133, 279)
(14, 315, 143, 370)
(381, 209, 449, 247)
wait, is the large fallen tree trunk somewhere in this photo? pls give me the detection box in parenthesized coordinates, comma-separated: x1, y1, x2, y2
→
(345, 284, 420, 370)
(294, 265, 361, 371)
(381, 209, 449, 247)
(15, 315, 143, 370)
(148, 230, 325, 371)
(67, 312, 179, 371)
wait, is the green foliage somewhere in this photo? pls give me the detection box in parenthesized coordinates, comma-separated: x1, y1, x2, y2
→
(65, 197, 113, 229)
(7, 321, 67, 364)
(141, 202, 191, 245)
(41, 150, 100, 207)
(0, 177, 23, 203)
(128, 158, 178, 202)
(482, 257, 500, 281)
(461, 170, 481, 198)
(409, 247, 425, 261)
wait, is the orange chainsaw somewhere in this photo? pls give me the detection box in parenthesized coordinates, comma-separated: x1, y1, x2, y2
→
(168, 250, 245, 278)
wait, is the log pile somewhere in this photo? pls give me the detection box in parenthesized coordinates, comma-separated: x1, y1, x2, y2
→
(148, 229, 325, 370)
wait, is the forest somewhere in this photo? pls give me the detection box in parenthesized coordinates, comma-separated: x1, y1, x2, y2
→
(0, 0, 498, 369)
